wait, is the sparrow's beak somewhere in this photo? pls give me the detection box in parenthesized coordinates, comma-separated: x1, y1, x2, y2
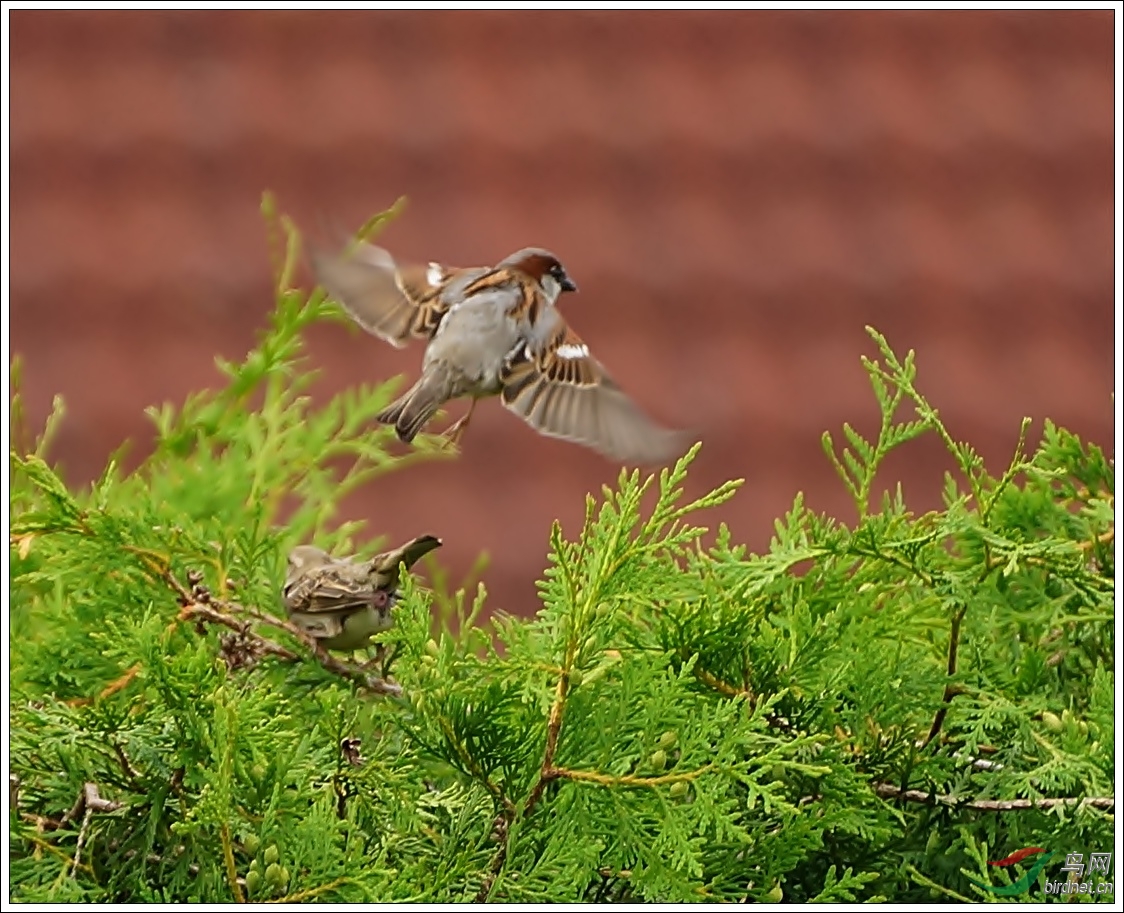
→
(561, 275, 578, 293)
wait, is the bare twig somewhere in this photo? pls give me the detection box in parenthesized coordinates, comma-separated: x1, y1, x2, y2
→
(82, 782, 123, 815)
(952, 752, 1005, 772)
(179, 602, 299, 663)
(476, 757, 706, 900)
(474, 832, 510, 903)
(72, 807, 94, 878)
(474, 685, 713, 900)
(21, 811, 64, 831)
(873, 782, 1113, 812)
(60, 783, 124, 878)
(60, 782, 109, 829)
(110, 741, 144, 790)
(518, 678, 568, 821)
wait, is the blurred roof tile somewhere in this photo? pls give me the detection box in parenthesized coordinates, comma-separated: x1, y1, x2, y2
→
(9, 9, 1113, 614)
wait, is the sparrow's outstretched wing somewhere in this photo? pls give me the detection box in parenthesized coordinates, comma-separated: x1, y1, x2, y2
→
(312, 242, 478, 347)
(499, 313, 690, 466)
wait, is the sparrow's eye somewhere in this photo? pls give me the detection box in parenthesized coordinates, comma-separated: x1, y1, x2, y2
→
(549, 262, 578, 293)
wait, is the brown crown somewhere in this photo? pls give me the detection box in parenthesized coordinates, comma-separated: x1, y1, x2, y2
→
(496, 247, 564, 282)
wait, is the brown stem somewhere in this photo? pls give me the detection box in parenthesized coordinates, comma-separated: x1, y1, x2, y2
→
(873, 782, 1114, 812)
(475, 670, 572, 902)
(269, 877, 351, 904)
(691, 666, 795, 732)
(182, 601, 402, 697)
(437, 717, 516, 816)
(474, 839, 511, 904)
(21, 832, 95, 874)
(179, 604, 299, 661)
(22, 811, 64, 831)
(692, 665, 748, 699)
(110, 741, 144, 790)
(1077, 528, 1114, 552)
(67, 664, 143, 707)
(922, 605, 967, 748)
(551, 764, 712, 789)
(58, 781, 123, 830)
(525, 675, 570, 812)
(475, 759, 716, 900)
(220, 821, 245, 903)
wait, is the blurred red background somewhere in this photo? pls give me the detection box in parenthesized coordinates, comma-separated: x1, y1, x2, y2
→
(8, 10, 1115, 616)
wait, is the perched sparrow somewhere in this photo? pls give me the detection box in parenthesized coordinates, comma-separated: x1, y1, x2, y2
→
(282, 535, 441, 652)
(312, 240, 690, 465)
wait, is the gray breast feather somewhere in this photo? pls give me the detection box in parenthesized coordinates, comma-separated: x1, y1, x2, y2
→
(425, 285, 525, 392)
(521, 304, 564, 353)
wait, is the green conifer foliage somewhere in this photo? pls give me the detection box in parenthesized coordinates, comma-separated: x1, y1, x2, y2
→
(8, 201, 1114, 903)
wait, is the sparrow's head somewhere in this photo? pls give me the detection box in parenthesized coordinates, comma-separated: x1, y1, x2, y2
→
(498, 248, 578, 301)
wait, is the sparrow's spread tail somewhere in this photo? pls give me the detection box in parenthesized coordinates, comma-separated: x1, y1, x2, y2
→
(370, 534, 443, 581)
(376, 371, 450, 443)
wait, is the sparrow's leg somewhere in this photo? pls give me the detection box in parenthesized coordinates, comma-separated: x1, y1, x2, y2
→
(359, 642, 388, 671)
(441, 399, 477, 448)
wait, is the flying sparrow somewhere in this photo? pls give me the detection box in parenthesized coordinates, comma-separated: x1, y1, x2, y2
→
(312, 240, 690, 465)
(282, 535, 441, 652)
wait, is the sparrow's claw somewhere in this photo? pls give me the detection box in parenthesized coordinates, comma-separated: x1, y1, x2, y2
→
(360, 642, 388, 671)
(440, 401, 477, 449)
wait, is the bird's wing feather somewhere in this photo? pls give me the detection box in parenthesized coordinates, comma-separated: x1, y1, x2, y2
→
(285, 536, 441, 616)
(283, 564, 372, 616)
(311, 243, 471, 347)
(499, 313, 689, 466)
